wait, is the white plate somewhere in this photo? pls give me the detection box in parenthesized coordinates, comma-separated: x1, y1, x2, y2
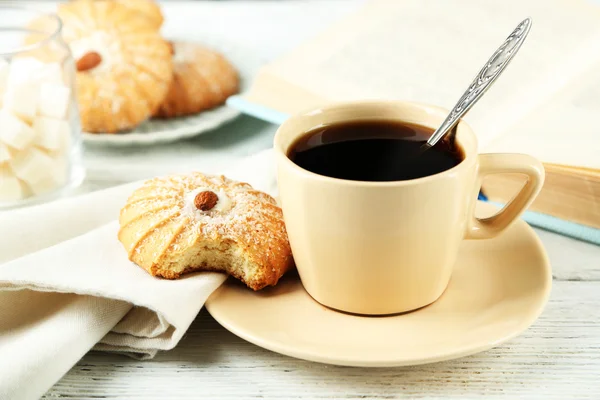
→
(83, 106, 241, 146)
(82, 40, 260, 147)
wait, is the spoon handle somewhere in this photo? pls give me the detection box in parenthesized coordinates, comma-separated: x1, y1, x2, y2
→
(426, 18, 532, 147)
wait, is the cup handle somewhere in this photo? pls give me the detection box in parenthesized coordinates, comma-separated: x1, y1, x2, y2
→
(466, 153, 545, 239)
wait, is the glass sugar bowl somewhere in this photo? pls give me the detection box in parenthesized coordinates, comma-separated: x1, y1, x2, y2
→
(0, 6, 84, 209)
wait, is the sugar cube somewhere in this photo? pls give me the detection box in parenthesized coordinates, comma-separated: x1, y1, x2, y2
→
(28, 154, 67, 195)
(36, 62, 64, 85)
(37, 83, 71, 119)
(3, 83, 38, 122)
(0, 58, 8, 101)
(3, 58, 65, 122)
(10, 146, 54, 185)
(29, 174, 61, 195)
(5, 57, 45, 85)
(0, 109, 36, 150)
(51, 154, 68, 180)
(34, 116, 70, 151)
(0, 142, 11, 162)
(0, 166, 27, 202)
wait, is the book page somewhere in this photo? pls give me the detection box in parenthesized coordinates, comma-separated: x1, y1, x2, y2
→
(483, 64, 600, 170)
(252, 0, 600, 152)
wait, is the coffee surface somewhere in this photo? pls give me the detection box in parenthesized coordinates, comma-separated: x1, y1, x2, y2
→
(288, 120, 464, 182)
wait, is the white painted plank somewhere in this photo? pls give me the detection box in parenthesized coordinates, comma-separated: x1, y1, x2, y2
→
(44, 281, 600, 399)
(535, 229, 600, 281)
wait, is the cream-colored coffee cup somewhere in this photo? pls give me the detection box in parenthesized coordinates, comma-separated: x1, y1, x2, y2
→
(274, 101, 545, 315)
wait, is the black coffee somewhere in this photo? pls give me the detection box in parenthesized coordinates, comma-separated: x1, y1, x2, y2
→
(288, 120, 464, 182)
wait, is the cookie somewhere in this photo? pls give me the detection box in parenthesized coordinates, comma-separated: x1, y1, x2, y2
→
(153, 41, 239, 118)
(113, 0, 164, 29)
(118, 173, 294, 290)
(57, 0, 173, 133)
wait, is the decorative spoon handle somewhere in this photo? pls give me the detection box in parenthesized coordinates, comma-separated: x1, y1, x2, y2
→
(426, 18, 532, 148)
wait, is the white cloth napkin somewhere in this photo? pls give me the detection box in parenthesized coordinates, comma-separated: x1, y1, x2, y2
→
(0, 149, 277, 400)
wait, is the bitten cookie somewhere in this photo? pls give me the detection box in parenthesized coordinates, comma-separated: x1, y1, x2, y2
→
(118, 173, 294, 290)
(57, 0, 173, 133)
(153, 41, 239, 118)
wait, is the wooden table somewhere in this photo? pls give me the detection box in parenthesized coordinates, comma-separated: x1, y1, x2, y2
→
(31, 1, 600, 398)
(44, 228, 600, 399)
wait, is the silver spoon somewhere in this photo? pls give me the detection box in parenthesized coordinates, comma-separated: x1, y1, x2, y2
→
(421, 17, 532, 152)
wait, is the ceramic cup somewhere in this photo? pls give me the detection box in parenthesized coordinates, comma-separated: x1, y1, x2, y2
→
(274, 101, 545, 315)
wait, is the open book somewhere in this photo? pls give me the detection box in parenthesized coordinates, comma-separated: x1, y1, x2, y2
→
(228, 0, 600, 242)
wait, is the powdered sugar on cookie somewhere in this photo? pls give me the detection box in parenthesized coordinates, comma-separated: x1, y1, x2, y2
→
(118, 172, 293, 290)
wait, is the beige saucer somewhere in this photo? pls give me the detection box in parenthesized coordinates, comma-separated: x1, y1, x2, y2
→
(205, 202, 551, 367)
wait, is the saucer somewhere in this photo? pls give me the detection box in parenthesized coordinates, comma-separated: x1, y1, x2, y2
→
(205, 202, 552, 367)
